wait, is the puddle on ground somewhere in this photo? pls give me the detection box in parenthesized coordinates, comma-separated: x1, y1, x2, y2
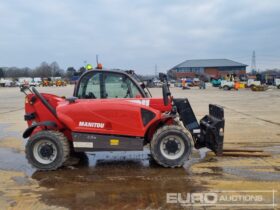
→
(0, 148, 34, 175)
(11, 176, 32, 185)
(30, 150, 207, 210)
(0, 123, 279, 209)
(1, 145, 279, 209)
(0, 136, 209, 209)
(0, 123, 21, 140)
(205, 165, 280, 181)
(222, 167, 280, 181)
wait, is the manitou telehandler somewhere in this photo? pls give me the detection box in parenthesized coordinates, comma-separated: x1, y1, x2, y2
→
(22, 69, 225, 170)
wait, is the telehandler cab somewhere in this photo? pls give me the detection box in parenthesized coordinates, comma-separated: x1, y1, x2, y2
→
(22, 69, 225, 170)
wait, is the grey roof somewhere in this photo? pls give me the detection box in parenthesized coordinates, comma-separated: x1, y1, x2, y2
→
(172, 59, 247, 69)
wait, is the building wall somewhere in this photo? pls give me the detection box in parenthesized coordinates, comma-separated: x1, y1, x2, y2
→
(175, 67, 204, 73)
(219, 70, 246, 77)
(175, 72, 197, 79)
(173, 67, 246, 79)
(204, 67, 246, 77)
(204, 68, 219, 77)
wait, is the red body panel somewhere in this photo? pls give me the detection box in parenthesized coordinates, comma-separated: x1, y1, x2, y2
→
(57, 99, 160, 137)
(25, 94, 172, 139)
(25, 93, 64, 128)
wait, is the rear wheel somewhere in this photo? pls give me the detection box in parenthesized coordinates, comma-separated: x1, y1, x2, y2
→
(25, 131, 70, 171)
(150, 125, 192, 168)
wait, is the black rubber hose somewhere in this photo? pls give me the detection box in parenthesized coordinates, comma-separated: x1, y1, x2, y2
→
(31, 87, 57, 117)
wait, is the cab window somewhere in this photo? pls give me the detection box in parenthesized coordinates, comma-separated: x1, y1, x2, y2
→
(77, 72, 101, 99)
(104, 73, 141, 98)
(76, 71, 142, 99)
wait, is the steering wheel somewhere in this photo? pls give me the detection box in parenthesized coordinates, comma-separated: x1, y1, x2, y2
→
(88, 92, 96, 99)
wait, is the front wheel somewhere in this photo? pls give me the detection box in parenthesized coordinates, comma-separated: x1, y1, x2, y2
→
(25, 131, 70, 171)
(150, 125, 192, 168)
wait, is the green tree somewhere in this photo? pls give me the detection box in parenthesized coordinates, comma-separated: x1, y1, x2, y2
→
(66, 67, 76, 78)
(78, 67, 86, 76)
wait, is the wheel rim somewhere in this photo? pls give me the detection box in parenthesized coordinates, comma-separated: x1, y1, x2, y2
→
(160, 135, 185, 160)
(33, 139, 58, 164)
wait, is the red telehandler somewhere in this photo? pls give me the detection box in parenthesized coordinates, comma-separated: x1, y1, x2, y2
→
(22, 70, 224, 170)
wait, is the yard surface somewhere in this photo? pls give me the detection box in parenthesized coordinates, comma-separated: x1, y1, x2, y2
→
(0, 85, 279, 209)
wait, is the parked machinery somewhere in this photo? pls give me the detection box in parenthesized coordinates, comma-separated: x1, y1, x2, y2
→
(21, 70, 225, 171)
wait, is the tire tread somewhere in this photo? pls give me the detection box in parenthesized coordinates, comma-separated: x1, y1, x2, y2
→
(150, 125, 192, 168)
(25, 130, 70, 171)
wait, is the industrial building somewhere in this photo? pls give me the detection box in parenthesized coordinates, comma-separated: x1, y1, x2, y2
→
(168, 59, 247, 79)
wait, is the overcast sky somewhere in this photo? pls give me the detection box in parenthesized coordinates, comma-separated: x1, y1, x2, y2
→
(0, 0, 279, 73)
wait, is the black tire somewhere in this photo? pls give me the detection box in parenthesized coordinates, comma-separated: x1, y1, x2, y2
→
(150, 125, 192, 168)
(277, 85, 280, 89)
(25, 130, 70, 171)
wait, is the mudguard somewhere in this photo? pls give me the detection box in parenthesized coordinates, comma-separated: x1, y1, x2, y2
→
(22, 121, 57, 138)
